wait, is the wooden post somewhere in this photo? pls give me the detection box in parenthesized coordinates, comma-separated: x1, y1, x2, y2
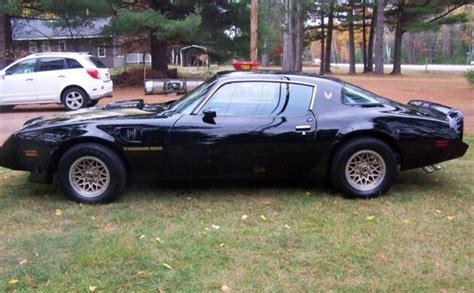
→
(250, 0, 258, 62)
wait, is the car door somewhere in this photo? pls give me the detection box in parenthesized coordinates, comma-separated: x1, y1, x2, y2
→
(166, 80, 318, 178)
(34, 57, 68, 103)
(1, 59, 37, 104)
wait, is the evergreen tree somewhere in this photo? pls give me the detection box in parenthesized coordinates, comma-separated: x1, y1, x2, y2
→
(387, 0, 469, 75)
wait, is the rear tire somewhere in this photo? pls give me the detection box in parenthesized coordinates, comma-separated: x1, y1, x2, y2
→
(88, 100, 99, 107)
(57, 143, 127, 203)
(0, 105, 15, 112)
(62, 87, 89, 111)
(331, 137, 398, 198)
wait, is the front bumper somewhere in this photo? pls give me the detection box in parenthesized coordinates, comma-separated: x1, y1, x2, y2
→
(0, 134, 53, 183)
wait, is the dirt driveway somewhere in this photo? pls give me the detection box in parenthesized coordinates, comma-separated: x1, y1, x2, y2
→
(0, 74, 472, 144)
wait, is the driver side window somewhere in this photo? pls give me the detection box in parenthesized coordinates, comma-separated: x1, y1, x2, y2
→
(203, 81, 313, 117)
(6, 59, 37, 76)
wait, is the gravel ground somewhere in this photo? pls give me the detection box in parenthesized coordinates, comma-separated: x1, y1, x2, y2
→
(0, 74, 472, 144)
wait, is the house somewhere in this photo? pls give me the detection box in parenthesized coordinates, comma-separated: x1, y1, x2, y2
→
(9, 17, 125, 68)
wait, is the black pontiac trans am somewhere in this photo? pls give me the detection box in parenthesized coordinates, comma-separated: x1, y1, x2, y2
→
(0, 71, 469, 203)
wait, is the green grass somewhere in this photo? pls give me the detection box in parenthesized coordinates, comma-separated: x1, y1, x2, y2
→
(1, 137, 473, 291)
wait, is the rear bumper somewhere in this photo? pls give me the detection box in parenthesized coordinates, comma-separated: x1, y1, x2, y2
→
(401, 139, 469, 170)
(89, 80, 113, 100)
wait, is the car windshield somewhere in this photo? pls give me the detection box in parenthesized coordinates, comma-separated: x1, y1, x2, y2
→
(171, 77, 218, 114)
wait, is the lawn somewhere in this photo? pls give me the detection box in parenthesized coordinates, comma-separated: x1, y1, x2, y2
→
(1, 136, 473, 291)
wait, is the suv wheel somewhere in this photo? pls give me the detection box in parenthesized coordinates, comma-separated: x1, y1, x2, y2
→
(57, 143, 127, 203)
(88, 100, 99, 107)
(62, 87, 89, 111)
(331, 137, 398, 198)
(0, 105, 15, 112)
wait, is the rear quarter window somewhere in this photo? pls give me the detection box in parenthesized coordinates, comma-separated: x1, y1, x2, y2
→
(87, 57, 107, 68)
(66, 58, 83, 69)
(342, 84, 383, 105)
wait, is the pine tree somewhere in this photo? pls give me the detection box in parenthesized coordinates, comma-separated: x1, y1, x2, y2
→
(387, 0, 469, 75)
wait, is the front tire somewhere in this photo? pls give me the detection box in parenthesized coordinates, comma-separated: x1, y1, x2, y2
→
(331, 137, 398, 198)
(57, 143, 127, 203)
(62, 87, 89, 111)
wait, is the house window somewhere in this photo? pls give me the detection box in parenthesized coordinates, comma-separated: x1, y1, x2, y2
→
(58, 41, 67, 52)
(29, 42, 38, 53)
(41, 41, 51, 52)
(115, 46, 124, 57)
(98, 46, 106, 58)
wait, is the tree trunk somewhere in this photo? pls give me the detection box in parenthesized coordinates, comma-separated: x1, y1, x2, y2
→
(288, 0, 295, 71)
(391, 9, 404, 74)
(150, 32, 169, 72)
(282, 0, 291, 71)
(1, 14, 13, 65)
(366, 4, 376, 72)
(391, 0, 405, 75)
(362, 0, 368, 72)
(324, 0, 335, 73)
(250, 0, 258, 62)
(374, 0, 385, 75)
(261, 52, 270, 66)
(348, 0, 356, 75)
(319, 9, 325, 75)
(294, 0, 304, 72)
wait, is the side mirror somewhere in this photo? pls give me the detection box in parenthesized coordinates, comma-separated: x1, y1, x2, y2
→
(202, 108, 217, 124)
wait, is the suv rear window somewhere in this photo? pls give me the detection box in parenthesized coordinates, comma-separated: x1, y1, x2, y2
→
(88, 57, 107, 68)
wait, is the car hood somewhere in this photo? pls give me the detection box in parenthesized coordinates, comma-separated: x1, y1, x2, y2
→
(21, 106, 166, 130)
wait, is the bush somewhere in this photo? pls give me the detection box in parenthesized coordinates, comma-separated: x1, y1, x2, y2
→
(465, 71, 474, 85)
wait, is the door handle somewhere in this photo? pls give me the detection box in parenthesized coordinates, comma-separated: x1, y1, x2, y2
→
(26, 78, 34, 81)
(58, 75, 65, 78)
(295, 125, 311, 131)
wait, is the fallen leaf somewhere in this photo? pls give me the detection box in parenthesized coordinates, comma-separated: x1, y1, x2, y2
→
(204, 227, 210, 231)
(260, 215, 267, 221)
(89, 285, 97, 292)
(283, 224, 290, 229)
(353, 211, 359, 215)
(163, 263, 173, 269)
(447, 216, 455, 221)
(305, 191, 311, 196)
(8, 279, 18, 285)
(206, 209, 211, 212)
(366, 215, 376, 221)
(55, 209, 62, 216)
(155, 236, 163, 243)
(139, 235, 146, 240)
(19, 259, 27, 265)
(402, 219, 411, 224)
(211, 224, 220, 230)
(221, 284, 230, 292)
(435, 209, 442, 214)
(241, 214, 248, 220)
(220, 243, 225, 247)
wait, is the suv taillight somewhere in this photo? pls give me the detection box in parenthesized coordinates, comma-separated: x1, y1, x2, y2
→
(86, 69, 100, 79)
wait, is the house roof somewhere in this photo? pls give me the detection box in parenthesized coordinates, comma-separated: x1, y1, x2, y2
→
(11, 17, 110, 41)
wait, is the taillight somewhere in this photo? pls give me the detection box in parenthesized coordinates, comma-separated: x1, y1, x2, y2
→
(435, 140, 449, 148)
(86, 69, 100, 79)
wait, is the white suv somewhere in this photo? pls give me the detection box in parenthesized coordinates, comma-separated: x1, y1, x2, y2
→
(0, 52, 113, 111)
